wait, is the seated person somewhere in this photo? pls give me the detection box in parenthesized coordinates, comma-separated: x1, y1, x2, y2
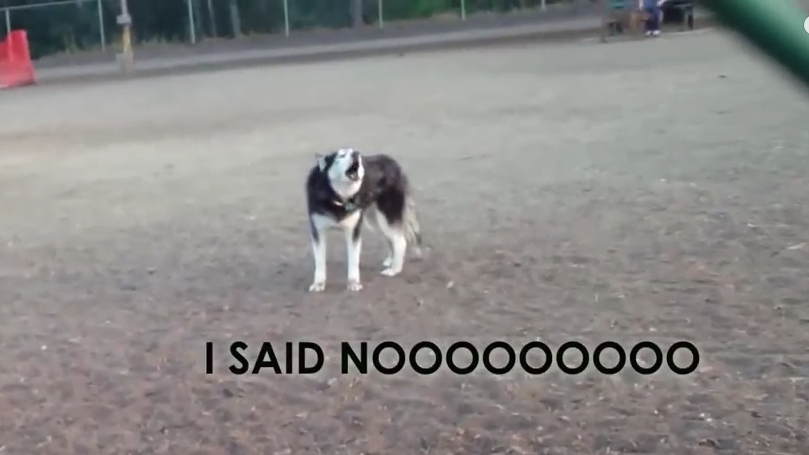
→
(639, 0, 667, 36)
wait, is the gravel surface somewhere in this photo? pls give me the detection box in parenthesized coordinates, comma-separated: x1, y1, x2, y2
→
(0, 29, 807, 454)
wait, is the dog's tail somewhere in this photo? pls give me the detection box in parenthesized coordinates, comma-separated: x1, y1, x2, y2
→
(403, 194, 423, 257)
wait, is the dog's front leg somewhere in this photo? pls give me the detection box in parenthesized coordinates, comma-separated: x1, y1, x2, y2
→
(309, 216, 327, 292)
(344, 214, 363, 292)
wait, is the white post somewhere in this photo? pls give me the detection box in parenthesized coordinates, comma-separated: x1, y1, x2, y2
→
(378, 0, 383, 28)
(540, 0, 546, 11)
(283, 0, 290, 36)
(206, 0, 217, 36)
(187, 0, 196, 43)
(460, 0, 466, 20)
(97, 0, 106, 51)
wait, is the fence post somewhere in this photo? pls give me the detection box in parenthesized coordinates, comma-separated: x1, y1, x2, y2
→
(378, 0, 384, 28)
(206, 0, 217, 36)
(229, 0, 242, 37)
(283, 0, 290, 36)
(460, 0, 466, 20)
(540, 0, 546, 12)
(4, 8, 10, 36)
(186, 0, 196, 43)
(96, 0, 106, 51)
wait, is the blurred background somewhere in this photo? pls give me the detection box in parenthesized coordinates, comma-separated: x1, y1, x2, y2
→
(0, 0, 597, 60)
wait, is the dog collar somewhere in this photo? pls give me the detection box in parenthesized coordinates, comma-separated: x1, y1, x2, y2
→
(334, 198, 359, 213)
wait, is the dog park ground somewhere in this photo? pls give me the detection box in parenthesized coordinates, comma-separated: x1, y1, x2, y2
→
(1, 29, 808, 454)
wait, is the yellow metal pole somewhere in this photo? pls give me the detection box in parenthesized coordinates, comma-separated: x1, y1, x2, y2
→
(118, 0, 133, 74)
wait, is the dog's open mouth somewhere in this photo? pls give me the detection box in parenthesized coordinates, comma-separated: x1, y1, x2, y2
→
(345, 160, 360, 181)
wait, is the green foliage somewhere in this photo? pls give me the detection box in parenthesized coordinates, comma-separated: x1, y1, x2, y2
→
(0, 0, 567, 59)
(384, 0, 451, 21)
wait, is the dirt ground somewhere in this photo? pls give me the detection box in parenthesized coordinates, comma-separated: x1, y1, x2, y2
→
(1, 30, 808, 454)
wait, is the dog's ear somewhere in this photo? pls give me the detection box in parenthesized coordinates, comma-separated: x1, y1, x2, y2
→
(315, 153, 328, 172)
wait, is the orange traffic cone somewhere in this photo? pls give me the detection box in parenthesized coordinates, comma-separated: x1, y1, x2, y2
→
(0, 30, 36, 89)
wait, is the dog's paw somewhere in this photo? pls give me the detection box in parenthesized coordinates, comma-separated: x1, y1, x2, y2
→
(380, 267, 401, 277)
(346, 280, 363, 292)
(308, 281, 326, 292)
(382, 256, 393, 268)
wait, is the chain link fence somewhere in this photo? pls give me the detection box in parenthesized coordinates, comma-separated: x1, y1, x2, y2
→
(5, 0, 593, 60)
(184, 0, 586, 41)
(1, 0, 107, 56)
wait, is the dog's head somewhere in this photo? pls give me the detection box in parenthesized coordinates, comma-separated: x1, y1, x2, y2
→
(315, 148, 364, 197)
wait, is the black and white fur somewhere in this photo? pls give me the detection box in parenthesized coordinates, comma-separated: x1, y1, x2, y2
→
(306, 148, 422, 292)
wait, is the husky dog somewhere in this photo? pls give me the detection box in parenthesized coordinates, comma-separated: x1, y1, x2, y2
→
(305, 148, 422, 292)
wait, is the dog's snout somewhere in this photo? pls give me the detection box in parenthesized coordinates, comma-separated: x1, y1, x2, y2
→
(350, 150, 360, 161)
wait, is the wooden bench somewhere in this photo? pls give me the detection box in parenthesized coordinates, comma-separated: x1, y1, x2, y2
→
(602, 0, 649, 41)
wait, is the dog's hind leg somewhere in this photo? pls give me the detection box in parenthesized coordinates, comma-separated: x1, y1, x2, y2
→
(381, 233, 394, 270)
(382, 242, 393, 269)
(375, 209, 406, 277)
(308, 214, 329, 292)
(379, 194, 422, 270)
(362, 205, 393, 268)
(403, 195, 423, 257)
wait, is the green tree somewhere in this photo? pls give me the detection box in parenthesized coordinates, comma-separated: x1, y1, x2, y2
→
(0, 0, 567, 59)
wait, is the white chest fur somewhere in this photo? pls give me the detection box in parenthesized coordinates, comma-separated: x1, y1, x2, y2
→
(311, 211, 362, 231)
